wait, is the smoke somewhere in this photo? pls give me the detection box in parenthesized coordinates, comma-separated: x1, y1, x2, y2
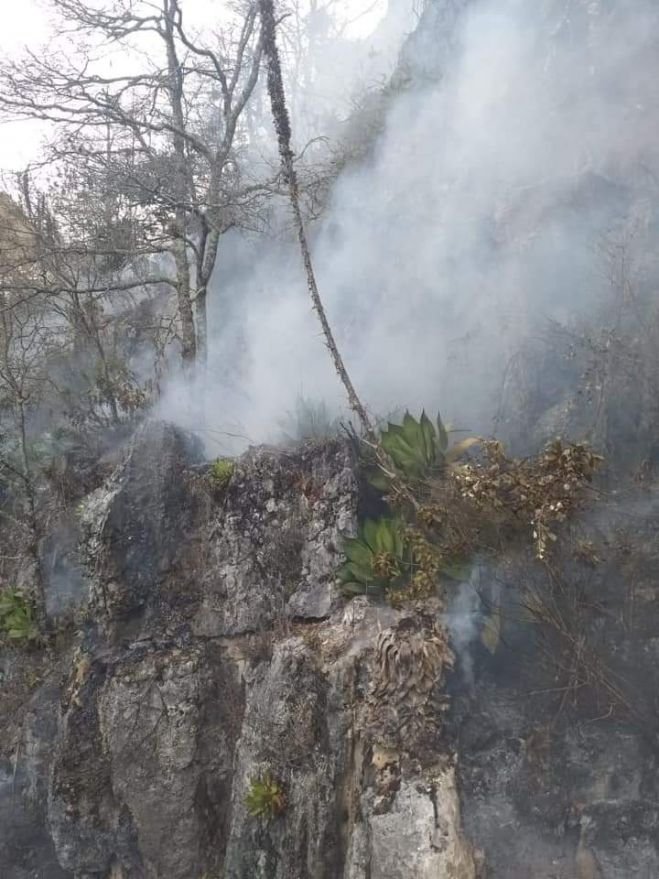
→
(159, 0, 659, 454)
(443, 570, 483, 692)
(41, 523, 87, 617)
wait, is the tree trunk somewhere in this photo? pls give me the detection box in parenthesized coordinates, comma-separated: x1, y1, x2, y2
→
(259, 0, 375, 440)
(173, 232, 197, 374)
(259, 0, 420, 510)
(164, 0, 198, 376)
(195, 286, 208, 369)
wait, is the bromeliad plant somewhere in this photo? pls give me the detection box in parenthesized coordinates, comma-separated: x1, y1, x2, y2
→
(338, 516, 471, 603)
(0, 589, 38, 643)
(209, 458, 234, 490)
(338, 517, 409, 598)
(340, 408, 601, 608)
(245, 772, 286, 819)
(339, 411, 480, 602)
(368, 411, 478, 490)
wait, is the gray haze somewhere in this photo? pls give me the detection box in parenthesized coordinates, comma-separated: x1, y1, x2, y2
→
(159, 0, 659, 451)
(443, 569, 483, 692)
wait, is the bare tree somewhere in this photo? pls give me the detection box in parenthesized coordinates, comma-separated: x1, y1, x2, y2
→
(259, 0, 375, 437)
(1, 0, 265, 377)
(260, 0, 422, 512)
(1, 173, 159, 427)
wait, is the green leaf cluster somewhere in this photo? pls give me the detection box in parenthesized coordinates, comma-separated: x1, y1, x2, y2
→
(0, 589, 38, 642)
(338, 517, 408, 597)
(209, 458, 234, 490)
(245, 772, 286, 819)
(369, 411, 477, 488)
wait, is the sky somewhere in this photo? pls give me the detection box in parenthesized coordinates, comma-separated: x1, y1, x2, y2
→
(0, 0, 400, 173)
(0, 0, 52, 170)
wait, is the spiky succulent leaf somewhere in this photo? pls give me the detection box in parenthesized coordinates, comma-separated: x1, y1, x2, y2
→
(339, 578, 382, 597)
(436, 413, 449, 453)
(370, 410, 480, 490)
(379, 412, 444, 479)
(385, 421, 405, 438)
(363, 519, 380, 551)
(401, 412, 428, 458)
(402, 411, 421, 445)
(339, 560, 375, 585)
(365, 466, 391, 491)
(379, 424, 404, 458)
(375, 518, 395, 554)
(420, 411, 438, 463)
(343, 537, 374, 569)
(385, 435, 425, 474)
(338, 517, 409, 598)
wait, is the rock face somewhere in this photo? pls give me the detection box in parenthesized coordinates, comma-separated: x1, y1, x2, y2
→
(3, 421, 659, 877)
(448, 493, 659, 879)
(0, 422, 475, 879)
(4, 2, 659, 875)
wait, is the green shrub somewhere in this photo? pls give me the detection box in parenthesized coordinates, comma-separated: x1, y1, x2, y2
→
(338, 517, 408, 598)
(245, 772, 286, 819)
(368, 411, 477, 489)
(338, 516, 471, 603)
(0, 589, 38, 642)
(209, 458, 234, 490)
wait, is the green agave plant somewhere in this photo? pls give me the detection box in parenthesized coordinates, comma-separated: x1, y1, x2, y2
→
(338, 517, 409, 597)
(0, 589, 38, 642)
(368, 411, 477, 488)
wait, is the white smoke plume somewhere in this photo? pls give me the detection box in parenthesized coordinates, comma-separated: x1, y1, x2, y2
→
(443, 569, 483, 692)
(158, 0, 659, 453)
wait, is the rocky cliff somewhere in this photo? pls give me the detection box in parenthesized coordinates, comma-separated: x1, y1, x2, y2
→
(4, 0, 659, 875)
(0, 422, 476, 878)
(3, 420, 659, 878)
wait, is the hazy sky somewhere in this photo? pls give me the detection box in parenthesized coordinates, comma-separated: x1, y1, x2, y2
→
(0, 0, 396, 173)
(0, 0, 52, 170)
